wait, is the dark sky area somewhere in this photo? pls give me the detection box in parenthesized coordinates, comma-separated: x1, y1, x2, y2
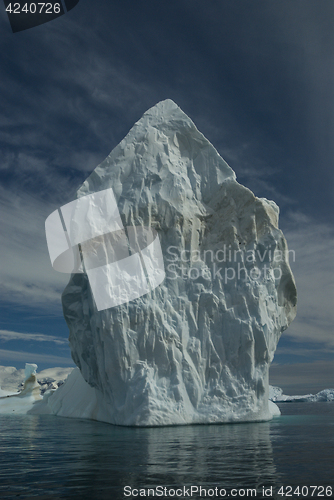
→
(0, 0, 333, 393)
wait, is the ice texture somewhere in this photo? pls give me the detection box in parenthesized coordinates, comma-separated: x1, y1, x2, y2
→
(47, 99, 297, 425)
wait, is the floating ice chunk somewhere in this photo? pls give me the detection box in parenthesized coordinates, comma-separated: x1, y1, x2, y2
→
(0, 363, 42, 414)
(269, 385, 334, 403)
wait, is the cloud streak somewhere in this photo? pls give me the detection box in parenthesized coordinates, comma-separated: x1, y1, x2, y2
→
(0, 348, 74, 366)
(0, 185, 69, 311)
(0, 330, 68, 345)
(281, 212, 334, 349)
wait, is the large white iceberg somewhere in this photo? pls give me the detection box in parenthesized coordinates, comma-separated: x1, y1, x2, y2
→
(38, 100, 296, 425)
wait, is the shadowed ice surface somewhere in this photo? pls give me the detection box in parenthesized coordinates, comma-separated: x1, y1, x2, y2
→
(0, 403, 333, 499)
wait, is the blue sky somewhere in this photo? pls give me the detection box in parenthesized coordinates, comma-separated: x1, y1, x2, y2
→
(0, 0, 333, 393)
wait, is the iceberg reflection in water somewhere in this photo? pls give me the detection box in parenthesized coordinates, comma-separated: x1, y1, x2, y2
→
(0, 404, 334, 500)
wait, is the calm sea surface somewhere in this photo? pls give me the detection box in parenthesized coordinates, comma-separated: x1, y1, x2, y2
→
(0, 403, 333, 500)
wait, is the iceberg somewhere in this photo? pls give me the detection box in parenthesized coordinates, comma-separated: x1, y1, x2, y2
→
(0, 365, 74, 396)
(0, 363, 42, 414)
(269, 385, 334, 403)
(39, 99, 296, 426)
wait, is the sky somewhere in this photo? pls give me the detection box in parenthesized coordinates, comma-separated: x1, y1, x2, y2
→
(0, 0, 333, 393)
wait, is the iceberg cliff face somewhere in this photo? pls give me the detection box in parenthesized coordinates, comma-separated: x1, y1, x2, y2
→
(56, 99, 296, 426)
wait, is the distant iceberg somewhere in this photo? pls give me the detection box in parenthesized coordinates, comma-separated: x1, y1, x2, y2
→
(0, 364, 42, 414)
(0, 364, 73, 396)
(269, 385, 334, 403)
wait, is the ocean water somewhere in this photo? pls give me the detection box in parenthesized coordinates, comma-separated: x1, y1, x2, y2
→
(0, 403, 333, 500)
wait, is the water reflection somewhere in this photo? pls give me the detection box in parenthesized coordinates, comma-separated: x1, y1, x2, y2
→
(136, 422, 279, 489)
(0, 414, 282, 499)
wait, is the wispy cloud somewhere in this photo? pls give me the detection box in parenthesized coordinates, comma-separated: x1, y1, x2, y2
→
(220, 145, 296, 208)
(275, 345, 334, 357)
(0, 6, 172, 317)
(0, 348, 74, 366)
(0, 185, 69, 310)
(281, 212, 334, 349)
(0, 330, 68, 345)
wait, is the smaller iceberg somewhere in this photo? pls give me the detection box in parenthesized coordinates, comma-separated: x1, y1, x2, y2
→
(0, 364, 42, 414)
(269, 385, 334, 403)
